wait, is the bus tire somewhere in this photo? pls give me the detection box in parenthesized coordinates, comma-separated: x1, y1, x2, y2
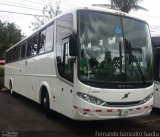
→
(43, 91, 52, 119)
(9, 80, 16, 96)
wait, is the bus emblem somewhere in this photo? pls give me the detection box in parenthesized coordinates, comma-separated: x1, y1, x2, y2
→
(122, 92, 131, 99)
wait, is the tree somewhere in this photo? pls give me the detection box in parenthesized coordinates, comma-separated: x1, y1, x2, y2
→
(0, 21, 24, 59)
(31, 1, 61, 31)
(112, 0, 148, 13)
(93, 0, 148, 13)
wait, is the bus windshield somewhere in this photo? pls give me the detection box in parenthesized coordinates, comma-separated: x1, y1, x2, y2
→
(78, 11, 153, 88)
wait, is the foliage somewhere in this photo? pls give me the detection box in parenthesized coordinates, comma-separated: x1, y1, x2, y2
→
(31, 1, 61, 31)
(112, 0, 148, 13)
(93, 0, 147, 13)
(0, 21, 24, 59)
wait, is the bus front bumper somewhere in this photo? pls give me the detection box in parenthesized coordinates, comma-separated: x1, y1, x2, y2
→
(72, 96, 153, 121)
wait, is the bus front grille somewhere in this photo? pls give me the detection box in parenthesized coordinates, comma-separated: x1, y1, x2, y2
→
(104, 101, 142, 107)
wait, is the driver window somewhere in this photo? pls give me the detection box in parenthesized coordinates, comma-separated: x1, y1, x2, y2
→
(62, 42, 73, 82)
(56, 13, 73, 83)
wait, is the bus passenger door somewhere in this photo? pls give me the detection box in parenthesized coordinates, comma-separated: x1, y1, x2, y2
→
(61, 38, 74, 117)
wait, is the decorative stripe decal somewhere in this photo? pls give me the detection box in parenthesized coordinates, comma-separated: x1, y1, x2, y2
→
(83, 109, 90, 112)
(96, 110, 102, 112)
(107, 110, 113, 112)
(73, 106, 151, 112)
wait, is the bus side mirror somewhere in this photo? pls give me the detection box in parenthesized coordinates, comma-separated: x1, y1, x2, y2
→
(69, 33, 77, 56)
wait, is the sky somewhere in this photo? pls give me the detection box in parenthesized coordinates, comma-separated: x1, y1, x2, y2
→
(0, 0, 160, 36)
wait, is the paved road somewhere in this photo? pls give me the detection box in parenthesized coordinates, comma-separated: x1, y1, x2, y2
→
(0, 91, 160, 137)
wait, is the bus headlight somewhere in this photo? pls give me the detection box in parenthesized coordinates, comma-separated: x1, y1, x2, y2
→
(140, 93, 153, 104)
(76, 92, 106, 106)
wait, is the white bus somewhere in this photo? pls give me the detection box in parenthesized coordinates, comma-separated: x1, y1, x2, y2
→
(5, 7, 154, 120)
(152, 34, 160, 108)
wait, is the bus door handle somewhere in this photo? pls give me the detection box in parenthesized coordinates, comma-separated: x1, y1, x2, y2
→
(25, 60, 28, 66)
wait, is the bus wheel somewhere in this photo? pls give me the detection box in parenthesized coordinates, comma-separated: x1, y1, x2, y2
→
(43, 91, 52, 119)
(9, 80, 16, 96)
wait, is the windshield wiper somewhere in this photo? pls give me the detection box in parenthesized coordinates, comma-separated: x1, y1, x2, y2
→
(125, 39, 146, 84)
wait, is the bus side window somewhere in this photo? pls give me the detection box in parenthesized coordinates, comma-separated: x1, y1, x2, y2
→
(5, 52, 8, 63)
(62, 42, 73, 82)
(9, 50, 12, 62)
(57, 56, 62, 76)
(27, 38, 32, 57)
(38, 23, 54, 54)
(56, 13, 73, 82)
(39, 29, 46, 54)
(32, 35, 38, 56)
(21, 42, 26, 59)
(45, 24, 54, 52)
(13, 47, 17, 61)
(17, 45, 21, 60)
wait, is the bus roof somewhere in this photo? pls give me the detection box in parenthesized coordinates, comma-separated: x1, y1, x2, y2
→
(6, 6, 147, 52)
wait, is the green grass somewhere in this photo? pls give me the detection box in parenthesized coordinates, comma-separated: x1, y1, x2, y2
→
(0, 65, 4, 89)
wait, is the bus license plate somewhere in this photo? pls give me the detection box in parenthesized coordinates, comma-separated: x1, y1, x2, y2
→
(120, 110, 129, 116)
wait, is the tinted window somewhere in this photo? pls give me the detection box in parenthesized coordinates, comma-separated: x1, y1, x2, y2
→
(152, 36, 160, 81)
(21, 42, 26, 59)
(32, 35, 38, 56)
(17, 45, 21, 60)
(6, 52, 9, 63)
(27, 38, 32, 57)
(56, 14, 73, 82)
(39, 30, 46, 54)
(27, 34, 38, 57)
(13, 47, 17, 61)
(78, 11, 152, 88)
(153, 48, 160, 81)
(8, 50, 12, 62)
(39, 23, 54, 54)
(45, 24, 54, 52)
(8, 49, 13, 62)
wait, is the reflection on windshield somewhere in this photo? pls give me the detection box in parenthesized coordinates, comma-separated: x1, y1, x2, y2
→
(125, 39, 146, 83)
(78, 11, 153, 85)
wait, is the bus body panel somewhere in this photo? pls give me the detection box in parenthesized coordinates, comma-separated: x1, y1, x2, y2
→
(5, 52, 57, 103)
(5, 51, 74, 118)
